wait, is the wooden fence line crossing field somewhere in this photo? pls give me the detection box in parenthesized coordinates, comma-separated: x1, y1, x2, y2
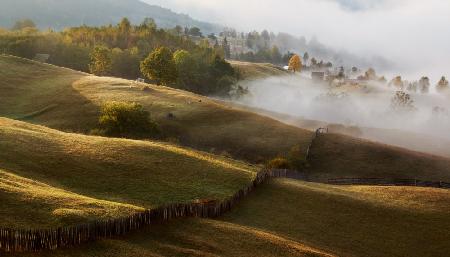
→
(1, 169, 449, 253)
(327, 178, 450, 188)
(0, 169, 289, 253)
(2, 126, 449, 253)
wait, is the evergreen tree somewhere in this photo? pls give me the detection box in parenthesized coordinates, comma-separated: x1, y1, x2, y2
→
(119, 17, 131, 34)
(303, 52, 309, 65)
(222, 37, 231, 59)
(437, 76, 449, 93)
(310, 57, 318, 67)
(214, 39, 220, 49)
(12, 19, 36, 31)
(270, 46, 282, 64)
(173, 49, 197, 90)
(419, 76, 430, 94)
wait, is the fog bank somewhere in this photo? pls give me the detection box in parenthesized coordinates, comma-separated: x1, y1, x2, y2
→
(235, 75, 450, 141)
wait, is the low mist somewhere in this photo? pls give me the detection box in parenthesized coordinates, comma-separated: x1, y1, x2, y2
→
(234, 75, 450, 142)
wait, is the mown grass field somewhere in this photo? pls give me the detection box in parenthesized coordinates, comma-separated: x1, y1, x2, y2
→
(0, 117, 257, 229)
(308, 133, 450, 181)
(0, 55, 312, 163)
(7, 179, 450, 257)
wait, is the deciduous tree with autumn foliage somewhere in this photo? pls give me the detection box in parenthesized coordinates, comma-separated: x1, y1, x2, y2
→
(288, 54, 302, 73)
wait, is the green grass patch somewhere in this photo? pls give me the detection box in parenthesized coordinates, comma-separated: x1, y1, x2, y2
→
(0, 118, 257, 229)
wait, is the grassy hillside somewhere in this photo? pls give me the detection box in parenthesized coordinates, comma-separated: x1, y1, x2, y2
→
(308, 133, 450, 181)
(230, 60, 288, 80)
(8, 179, 450, 257)
(0, 55, 312, 163)
(0, 117, 256, 229)
(222, 179, 450, 257)
(361, 127, 450, 159)
(0, 168, 143, 229)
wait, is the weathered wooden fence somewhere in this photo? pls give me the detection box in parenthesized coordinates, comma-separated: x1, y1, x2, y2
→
(0, 169, 290, 253)
(328, 178, 450, 189)
(2, 123, 449, 253)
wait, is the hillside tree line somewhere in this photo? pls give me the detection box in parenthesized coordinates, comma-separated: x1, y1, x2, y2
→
(0, 18, 236, 96)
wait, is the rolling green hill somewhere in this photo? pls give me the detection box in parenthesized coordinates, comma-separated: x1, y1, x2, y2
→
(0, 0, 222, 33)
(2, 55, 450, 257)
(308, 133, 450, 181)
(7, 179, 450, 257)
(0, 117, 256, 229)
(0, 55, 313, 163)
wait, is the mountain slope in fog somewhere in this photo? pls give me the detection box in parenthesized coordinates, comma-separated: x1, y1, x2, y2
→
(0, 0, 222, 33)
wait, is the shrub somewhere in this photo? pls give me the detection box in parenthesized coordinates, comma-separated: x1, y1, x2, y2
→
(98, 101, 159, 138)
(287, 145, 307, 170)
(267, 157, 290, 169)
(266, 145, 307, 170)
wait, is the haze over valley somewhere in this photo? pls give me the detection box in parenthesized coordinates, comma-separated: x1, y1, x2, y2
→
(1, 1, 450, 257)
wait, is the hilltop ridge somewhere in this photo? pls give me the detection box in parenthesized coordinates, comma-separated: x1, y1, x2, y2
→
(0, 0, 222, 33)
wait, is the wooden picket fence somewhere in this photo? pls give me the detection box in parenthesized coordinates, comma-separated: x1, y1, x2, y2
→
(2, 122, 449, 253)
(1, 169, 449, 253)
(0, 169, 290, 253)
(328, 178, 450, 189)
(1, 123, 323, 253)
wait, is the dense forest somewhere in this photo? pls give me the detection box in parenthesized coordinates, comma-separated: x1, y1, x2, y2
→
(210, 28, 338, 67)
(0, 18, 237, 96)
(215, 28, 390, 70)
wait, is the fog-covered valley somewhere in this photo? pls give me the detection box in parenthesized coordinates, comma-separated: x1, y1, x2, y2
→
(233, 74, 450, 157)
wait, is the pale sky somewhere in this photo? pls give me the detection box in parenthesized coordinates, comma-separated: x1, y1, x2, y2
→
(143, 0, 450, 80)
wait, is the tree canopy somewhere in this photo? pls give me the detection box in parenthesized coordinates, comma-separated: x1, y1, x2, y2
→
(0, 18, 237, 97)
(437, 76, 449, 93)
(89, 46, 112, 76)
(12, 19, 36, 31)
(140, 47, 177, 86)
(288, 54, 302, 73)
